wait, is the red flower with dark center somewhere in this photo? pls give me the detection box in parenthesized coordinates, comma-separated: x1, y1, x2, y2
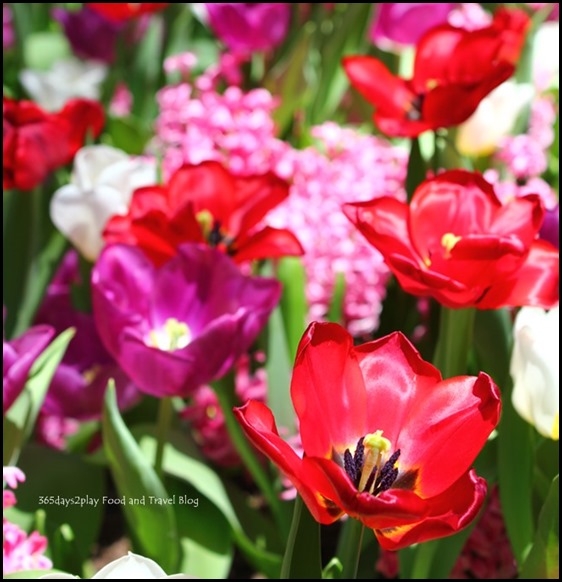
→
(343, 8, 530, 137)
(87, 3, 169, 22)
(235, 322, 501, 550)
(3, 97, 104, 191)
(103, 161, 303, 265)
(343, 170, 559, 309)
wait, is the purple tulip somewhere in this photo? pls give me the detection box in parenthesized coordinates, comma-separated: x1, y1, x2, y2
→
(35, 251, 140, 420)
(540, 204, 559, 249)
(3, 322, 54, 414)
(92, 243, 281, 397)
(205, 3, 291, 54)
(52, 6, 123, 64)
(370, 3, 457, 48)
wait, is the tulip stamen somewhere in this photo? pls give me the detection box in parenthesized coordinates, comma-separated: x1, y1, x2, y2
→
(441, 232, 462, 258)
(344, 431, 400, 496)
(148, 318, 192, 351)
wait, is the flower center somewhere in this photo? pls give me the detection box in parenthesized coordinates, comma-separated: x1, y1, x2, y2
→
(441, 232, 462, 258)
(343, 430, 400, 496)
(148, 318, 191, 351)
(196, 210, 231, 249)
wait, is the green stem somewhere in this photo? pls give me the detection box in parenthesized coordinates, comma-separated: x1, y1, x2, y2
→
(336, 518, 365, 579)
(214, 374, 288, 536)
(280, 496, 303, 579)
(433, 307, 476, 378)
(410, 541, 438, 579)
(154, 397, 174, 480)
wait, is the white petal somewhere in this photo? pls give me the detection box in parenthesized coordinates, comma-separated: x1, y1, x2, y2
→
(72, 146, 130, 192)
(457, 81, 534, 156)
(511, 306, 559, 440)
(93, 552, 168, 579)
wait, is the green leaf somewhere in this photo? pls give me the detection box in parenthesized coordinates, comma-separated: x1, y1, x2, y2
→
(52, 523, 83, 575)
(327, 272, 345, 325)
(432, 307, 475, 378)
(4, 571, 70, 579)
(277, 257, 308, 360)
(104, 116, 153, 156)
(266, 306, 295, 434)
(5, 444, 104, 568)
(405, 138, 427, 202)
(102, 384, 180, 572)
(498, 394, 535, 563)
(280, 496, 322, 579)
(473, 308, 512, 386)
(322, 558, 343, 579)
(521, 475, 559, 579)
(266, 23, 316, 134)
(132, 425, 282, 578)
(166, 477, 233, 579)
(4, 328, 75, 466)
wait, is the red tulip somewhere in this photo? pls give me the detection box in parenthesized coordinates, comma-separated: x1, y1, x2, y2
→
(87, 3, 169, 22)
(103, 161, 303, 265)
(343, 8, 530, 137)
(235, 322, 501, 550)
(3, 97, 104, 191)
(343, 170, 559, 309)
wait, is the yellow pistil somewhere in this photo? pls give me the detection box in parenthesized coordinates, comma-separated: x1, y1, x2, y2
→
(552, 413, 559, 441)
(426, 79, 439, 90)
(148, 318, 191, 351)
(357, 430, 391, 492)
(196, 210, 214, 238)
(441, 232, 462, 258)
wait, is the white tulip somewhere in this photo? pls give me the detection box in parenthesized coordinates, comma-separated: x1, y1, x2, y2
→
(511, 306, 559, 440)
(50, 146, 157, 261)
(20, 58, 107, 112)
(39, 551, 194, 579)
(456, 81, 534, 157)
(533, 21, 559, 91)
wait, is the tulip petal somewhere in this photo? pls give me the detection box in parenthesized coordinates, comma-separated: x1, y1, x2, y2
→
(354, 332, 442, 448)
(393, 372, 501, 497)
(374, 470, 487, 550)
(342, 56, 416, 118)
(234, 401, 344, 524)
(484, 240, 559, 310)
(343, 198, 417, 263)
(291, 322, 367, 457)
(233, 226, 304, 263)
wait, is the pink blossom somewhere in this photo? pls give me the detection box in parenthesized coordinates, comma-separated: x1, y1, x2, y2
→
(109, 82, 133, 117)
(3, 467, 52, 575)
(269, 122, 407, 335)
(370, 3, 456, 49)
(448, 3, 492, 30)
(3, 4, 14, 50)
(36, 413, 80, 450)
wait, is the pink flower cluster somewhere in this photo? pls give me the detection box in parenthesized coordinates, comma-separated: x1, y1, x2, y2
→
(3, 467, 52, 575)
(155, 56, 290, 179)
(269, 122, 407, 335)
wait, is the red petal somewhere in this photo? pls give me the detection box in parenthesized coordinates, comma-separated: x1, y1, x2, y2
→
(354, 332, 442, 448)
(394, 372, 500, 497)
(233, 226, 303, 263)
(291, 322, 367, 457)
(408, 170, 500, 262)
(479, 240, 560, 309)
(230, 173, 290, 236)
(343, 198, 417, 263)
(234, 401, 343, 524)
(343, 56, 416, 118)
(421, 64, 514, 127)
(87, 3, 168, 21)
(375, 470, 487, 550)
(490, 194, 545, 244)
(57, 99, 105, 157)
(167, 162, 237, 225)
